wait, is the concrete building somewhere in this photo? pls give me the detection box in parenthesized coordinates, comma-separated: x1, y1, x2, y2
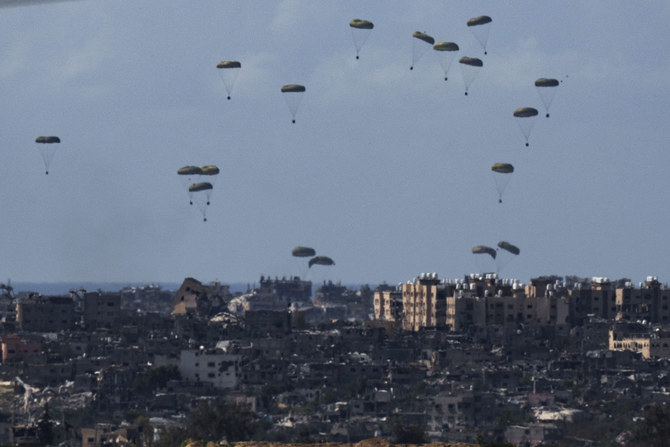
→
(615, 276, 670, 323)
(402, 273, 451, 331)
(0, 334, 42, 363)
(16, 296, 77, 332)
(373, 288, 402, 322)
(179, 349, 240, 389)
(258, 275, 312, 304)
(609, 322, 670, 359)
(82, 292, 121, 330)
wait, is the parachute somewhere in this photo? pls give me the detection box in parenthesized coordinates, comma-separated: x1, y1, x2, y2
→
(35, 136, 61, 175)
(458, 56, 483, 95)
(177, 166, 203, 176)
(472, 245, 496, 259)
(472, 245, 497, 274)
(497, 241, 520, 255)
(497, 241, 520, 272)
(467, 15, 492, 55)
(491, 163, 514, 203)
(433, 42, 459, 81)
(216, 61, 241, 100)
(178, 166, 204, 202)
(178, 165, 218, 205)
(200, 165, 220, 188)
(292, 246, 316, 257)
(513, 107, 539, 146)
(188, 182, 214, 221)
(349, 19, 374, 59)
(308, 256, 335, 268)
(281, 84, 306, 123)
(410, 31, 435, 70)
(535, 77, 559, 117)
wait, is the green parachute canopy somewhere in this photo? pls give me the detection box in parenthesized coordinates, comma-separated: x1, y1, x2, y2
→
(35, 136, 60, 144)
(513, 107, 539, 146)
(459, 56, 483, 67)
(349, 19, 373, 30)
(472, 245, 497, 259)
(433, 42, 459, 52)
(491, 163, 514, 174)
(535, 77, 559, 87)
(535, 78, 560, 117)
(410, 31, 435, 70)
(498, 241, 520, 256)
(467, 16, 492, 55)
(491, 163, 515, 203)
(308, 256, 335, 268)
(216, 61, 241, 100)
(34, 136, 61, 174)
(216, 61, 241, 69)
(467, 15, 492, 26)
(513, 107, 539, 118)
(281, 84, 306, 93)
(433, 42, 460, 81)
(292, 246, 316, 257)
(200, 165, 220, 176)
(458, 57, 483, 95)
(189, 182, 213, 193)
(178, 166, 203, 176)
(412, 31, 435, 45)
(281, 84, 306, 123)
(350, 19, 374, 59)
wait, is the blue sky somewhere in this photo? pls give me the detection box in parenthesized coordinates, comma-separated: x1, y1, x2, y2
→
(0, 1, 669, 286)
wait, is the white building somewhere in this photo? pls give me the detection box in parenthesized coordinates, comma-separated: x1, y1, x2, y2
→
(179, 349, 240, 389)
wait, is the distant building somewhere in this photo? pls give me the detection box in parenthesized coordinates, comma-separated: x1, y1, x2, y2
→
(82, 292, 121, 330)
(259, 275, 312, 304)
(179, 349, 240, 389)
(16, 295, 77, 332)
(402, 273, 450, 331)
(245, 310, 291, 337)
(609, 322, 670, 359)
(396, 273, 569, 333)
(615, 276, 670, 323)
(373, 287, 402, 322)
(172, 277, 228, 317)
(81, 424, 130, 447)
(0, 334, 42, 363)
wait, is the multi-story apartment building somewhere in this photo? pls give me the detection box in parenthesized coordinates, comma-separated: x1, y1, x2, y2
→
(373, 287, 402, 322)
(179, 349, 240, 389)
(401, 273, 452, 331)
(82, 291, 121, 330)
(16, 295, 77, 332)
(385, 274, 570, 333)
(609, 322, 670, 359)
(380, 273, 670, 334)
(615, 276, 670, 323)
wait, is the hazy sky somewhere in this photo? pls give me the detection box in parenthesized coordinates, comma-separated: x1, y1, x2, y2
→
(1, 1, 669, 287)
